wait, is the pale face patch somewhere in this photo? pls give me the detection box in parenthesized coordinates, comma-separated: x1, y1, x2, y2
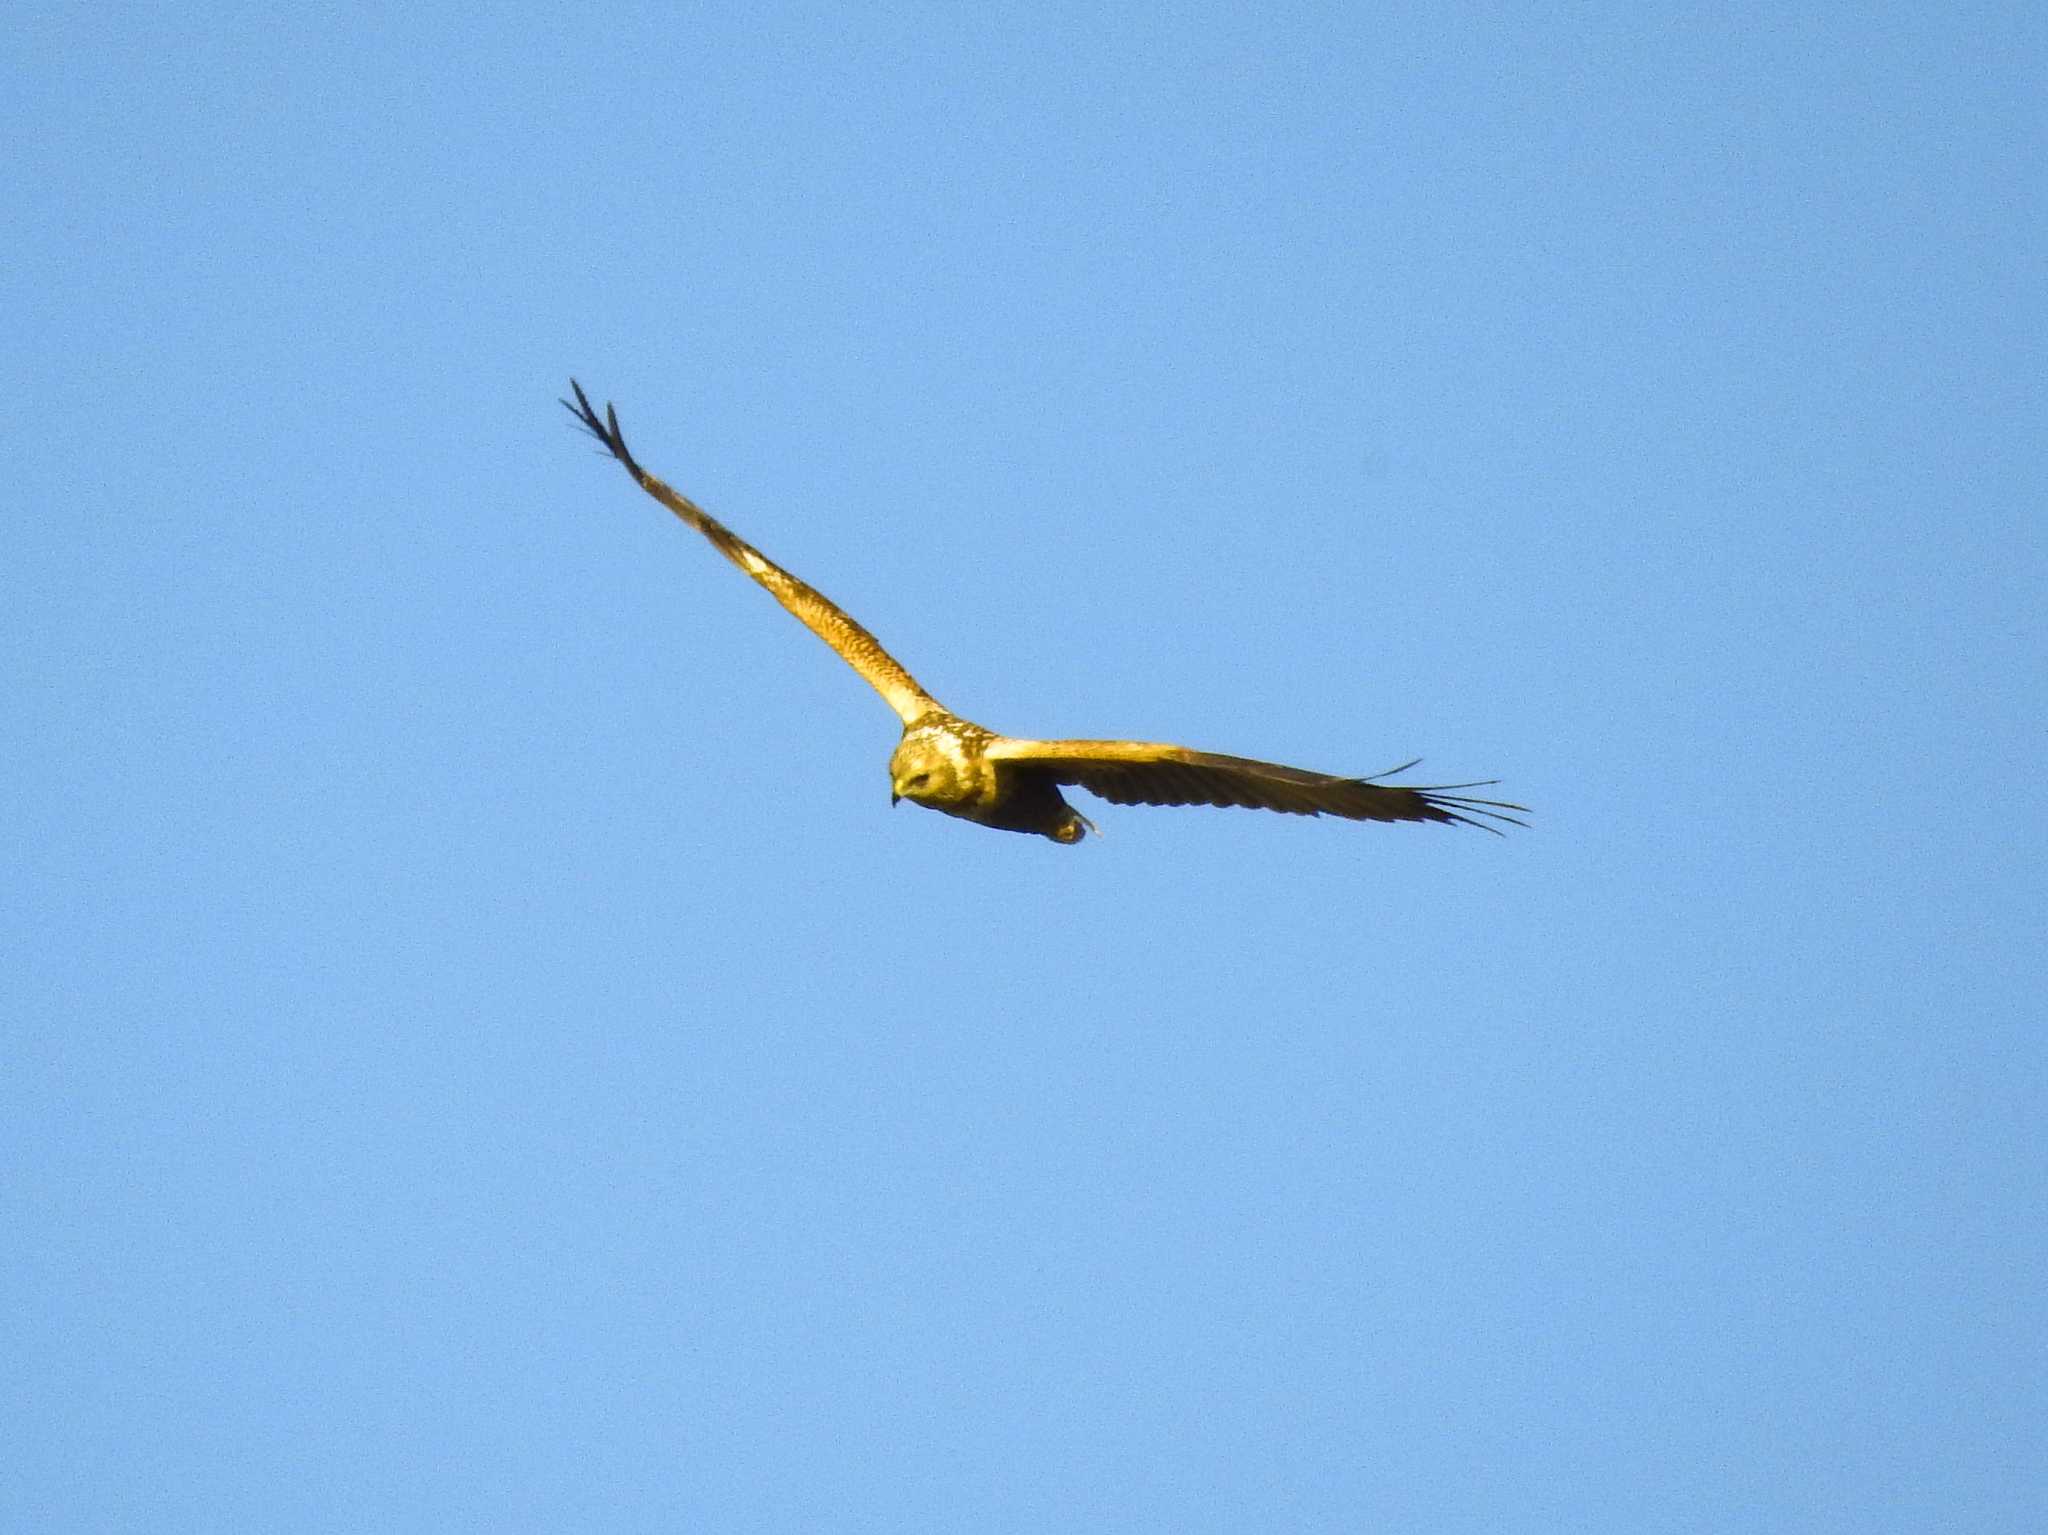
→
(889, 719, 998, 813)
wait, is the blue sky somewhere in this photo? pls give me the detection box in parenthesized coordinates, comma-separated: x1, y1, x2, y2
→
(6, 3, 2043, 1529)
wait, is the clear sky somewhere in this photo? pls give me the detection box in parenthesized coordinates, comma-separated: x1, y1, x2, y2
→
(6, 3, 2043, 1529)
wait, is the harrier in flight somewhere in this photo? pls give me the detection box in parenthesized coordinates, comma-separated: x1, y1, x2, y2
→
(563, 381, 1525, 845)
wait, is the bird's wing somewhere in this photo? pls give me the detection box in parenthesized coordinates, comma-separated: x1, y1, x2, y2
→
(982, 738, 1528, 832)
(563, 381, 944, 726)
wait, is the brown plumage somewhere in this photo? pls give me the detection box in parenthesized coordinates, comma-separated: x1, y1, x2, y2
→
(563, 381, 1526, 844)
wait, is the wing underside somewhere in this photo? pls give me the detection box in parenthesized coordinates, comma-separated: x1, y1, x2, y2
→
(564, 381, 942, 725)
(985, 738, 1528, 832)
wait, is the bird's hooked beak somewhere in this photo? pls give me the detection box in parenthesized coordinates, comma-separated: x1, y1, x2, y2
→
(890, 791, 901, 807)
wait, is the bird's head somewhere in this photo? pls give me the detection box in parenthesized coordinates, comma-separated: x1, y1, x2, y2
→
(889, 733, 965, 809)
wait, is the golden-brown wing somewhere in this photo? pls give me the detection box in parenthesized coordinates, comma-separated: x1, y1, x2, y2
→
(982, 738, 1528, 832)
(563, 381, 944, 725)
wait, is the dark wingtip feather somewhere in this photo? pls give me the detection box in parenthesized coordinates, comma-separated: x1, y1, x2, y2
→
(560, 379, 642, 477)
(1363, 757, 1528, 834)
(560, 379, 604, 443)
(1417, 790, 1530, 834)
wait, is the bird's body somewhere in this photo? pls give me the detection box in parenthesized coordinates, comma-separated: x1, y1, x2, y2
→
(890, 714, 1091, 843)
(563, 381, 1525, 844)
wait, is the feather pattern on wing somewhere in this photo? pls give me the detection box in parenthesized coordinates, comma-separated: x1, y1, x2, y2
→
(983, 739, 1529, 832)
(563, 381, 943, 725)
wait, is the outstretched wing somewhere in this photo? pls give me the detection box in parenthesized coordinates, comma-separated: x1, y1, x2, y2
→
(563, 381, 944, 725)
(982, 738, 1528, 833)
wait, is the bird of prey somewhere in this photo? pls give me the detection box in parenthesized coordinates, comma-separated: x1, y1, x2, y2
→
(563, 381, 1526, 845)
